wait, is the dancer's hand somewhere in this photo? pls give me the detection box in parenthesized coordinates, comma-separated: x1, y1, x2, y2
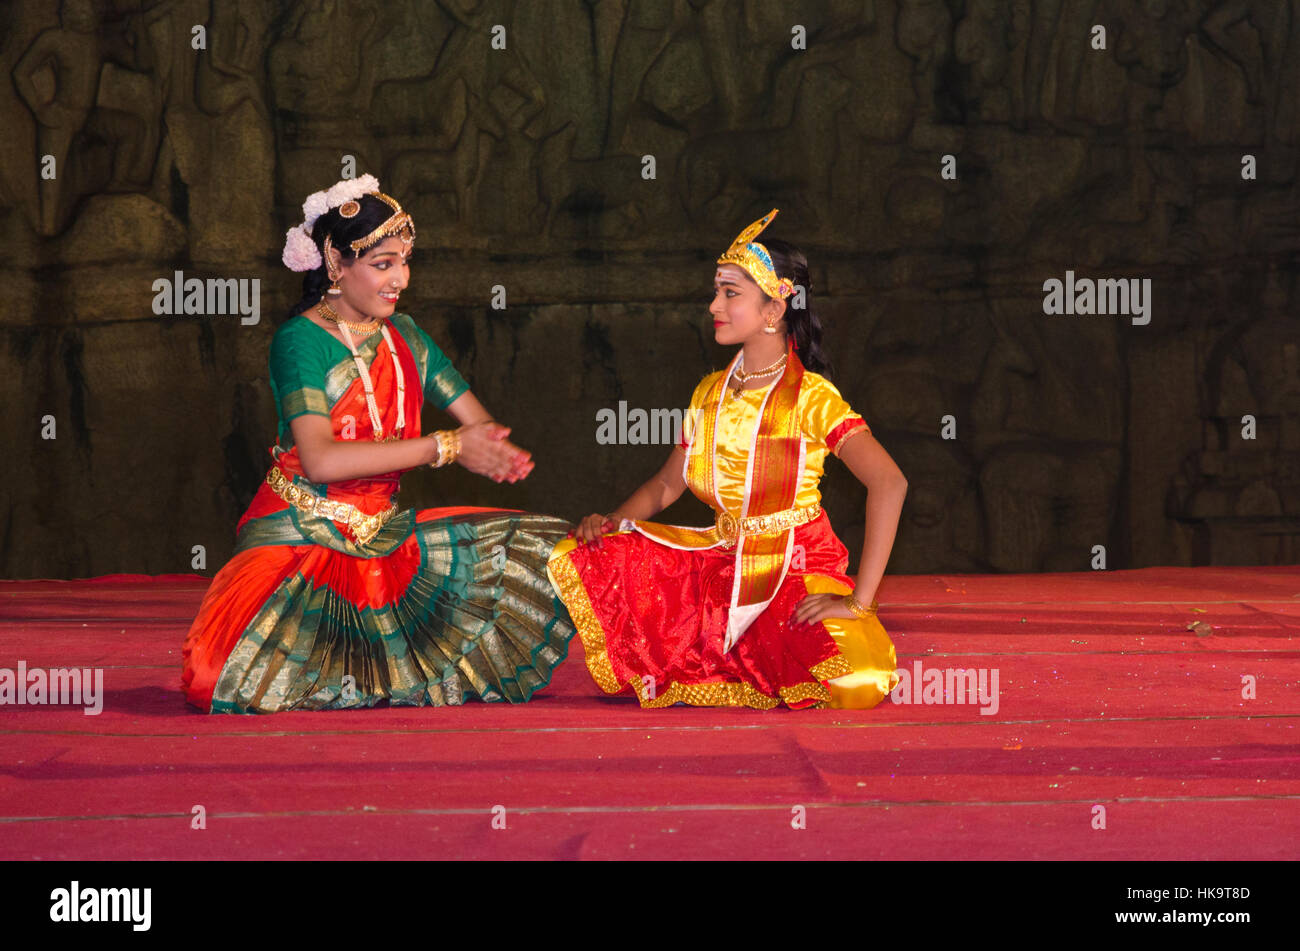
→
(572, 513, 620, 546)
(494, 429, 535, 483)
(789, 593, 859, 628)
(456, 422, 534, 483)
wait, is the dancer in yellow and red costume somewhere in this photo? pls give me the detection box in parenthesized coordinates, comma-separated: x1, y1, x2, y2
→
(548, 210, 907, 709)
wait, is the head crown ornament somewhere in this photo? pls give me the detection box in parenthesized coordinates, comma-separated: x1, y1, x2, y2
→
(281, 174, 416, 272)
(716, 208, 794, 300)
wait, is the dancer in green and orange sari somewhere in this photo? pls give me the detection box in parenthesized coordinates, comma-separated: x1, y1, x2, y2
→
(182, 176, 575, 713)
(549, 210, 906, 710)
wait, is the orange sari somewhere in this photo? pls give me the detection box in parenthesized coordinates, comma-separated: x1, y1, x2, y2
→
(181, 313, 575, 713)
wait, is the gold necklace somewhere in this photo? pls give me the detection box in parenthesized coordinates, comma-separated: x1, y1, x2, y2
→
(316, 300, 406, 441)
(729, 353, 787, 398)
(318, 299, 383, 336)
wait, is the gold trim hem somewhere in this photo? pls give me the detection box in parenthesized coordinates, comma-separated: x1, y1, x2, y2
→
(547, 544, 622, 693)
(631, 674, 841, 710)
(809, 654, 855, 681)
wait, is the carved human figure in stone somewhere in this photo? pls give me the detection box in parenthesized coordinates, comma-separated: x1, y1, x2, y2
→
(1202, 0, 1300, 145)
(14, 0, 106, 234)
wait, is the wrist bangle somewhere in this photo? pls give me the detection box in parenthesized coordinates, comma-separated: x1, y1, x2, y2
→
(843, 594, 877, 620)
(429, 430, 461, 468)
(443, 430, 461, 466)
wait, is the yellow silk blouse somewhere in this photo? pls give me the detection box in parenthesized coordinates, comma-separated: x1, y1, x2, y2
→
(682, 370, 868, 511)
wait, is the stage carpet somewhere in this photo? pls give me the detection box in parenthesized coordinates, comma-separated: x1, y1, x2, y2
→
(1, 566, 1297, 860)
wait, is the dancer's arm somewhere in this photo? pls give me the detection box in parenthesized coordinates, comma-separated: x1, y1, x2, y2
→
(406, 322, 533, 482)
(573, 447, 688, 544)
(291, 411, 525, 484)
(444, 391, 535, 482)
(790, 431, 907, 626)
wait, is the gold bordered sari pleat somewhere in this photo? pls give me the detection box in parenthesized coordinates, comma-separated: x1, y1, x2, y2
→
(735, 346, 804, 609)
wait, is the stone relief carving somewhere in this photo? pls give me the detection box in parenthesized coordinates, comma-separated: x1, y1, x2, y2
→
(1, 0, 1295, 576)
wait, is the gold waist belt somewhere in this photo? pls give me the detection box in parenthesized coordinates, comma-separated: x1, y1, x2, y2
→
(714, 502, 821, 548)
(266, 466, 398, 546)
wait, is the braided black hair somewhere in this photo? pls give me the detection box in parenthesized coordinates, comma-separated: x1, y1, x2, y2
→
(761, 237, 832, 376)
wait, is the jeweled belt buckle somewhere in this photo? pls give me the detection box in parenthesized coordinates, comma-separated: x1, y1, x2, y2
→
(350, 513, 383, 546)
(715, 510, 740, 549)
(266, 466, 395, 546)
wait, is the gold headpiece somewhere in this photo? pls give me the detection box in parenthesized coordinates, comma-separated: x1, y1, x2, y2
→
(350, 191, 415, 254)
(716, 208, 794, 300)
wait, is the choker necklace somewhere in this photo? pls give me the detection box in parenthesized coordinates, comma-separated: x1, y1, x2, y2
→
(318, 299, 383, 336)
(729, 352, 787, 398)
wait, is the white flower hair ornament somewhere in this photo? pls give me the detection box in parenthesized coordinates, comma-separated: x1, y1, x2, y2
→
(281, 173, 382, 272)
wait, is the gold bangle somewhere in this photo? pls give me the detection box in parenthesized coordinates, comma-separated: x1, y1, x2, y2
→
(843, 594, 877, 620)
(446, 429, 461, 465)
(429, 430, 462, 468)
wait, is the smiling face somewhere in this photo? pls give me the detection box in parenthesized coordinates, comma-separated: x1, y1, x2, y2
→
(709, 263, 786, 346)
(329, 235, 411, 319)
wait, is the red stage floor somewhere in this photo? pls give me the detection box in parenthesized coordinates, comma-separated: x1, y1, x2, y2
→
(1, 566, 1297, 860)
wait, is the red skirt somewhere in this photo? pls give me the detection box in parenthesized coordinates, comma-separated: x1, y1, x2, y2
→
(547, 513, 898, 709)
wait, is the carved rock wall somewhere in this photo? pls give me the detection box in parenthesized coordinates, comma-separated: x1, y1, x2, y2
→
(1, 0, 1297, 578)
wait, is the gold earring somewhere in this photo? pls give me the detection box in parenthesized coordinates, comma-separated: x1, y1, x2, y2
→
(323, 235, 343, 296)
(763, 318, 778, 335)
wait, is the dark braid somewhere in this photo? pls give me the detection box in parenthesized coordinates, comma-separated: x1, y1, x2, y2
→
(761, 237, 832, 376)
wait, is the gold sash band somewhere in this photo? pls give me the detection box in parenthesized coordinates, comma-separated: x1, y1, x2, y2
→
(715, 503, 821, 549)
(266, 465, 398, 546)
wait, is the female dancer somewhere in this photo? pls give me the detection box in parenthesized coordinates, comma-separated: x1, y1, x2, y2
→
(182, 175, 575, 713)
(548, 210, 905, 710)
